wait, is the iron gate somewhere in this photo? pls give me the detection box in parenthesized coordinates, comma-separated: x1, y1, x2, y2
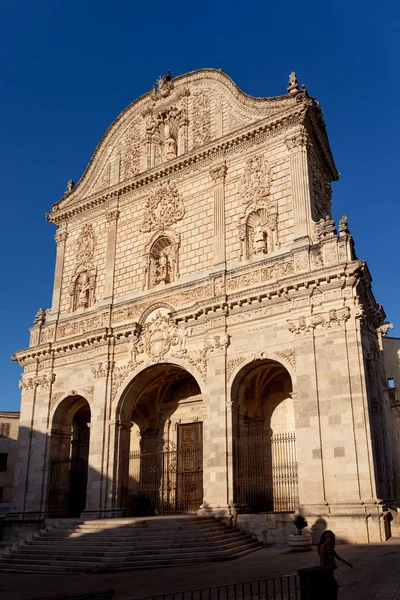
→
(48, 457, 88, 516)
(126, 429, 203, 515)
(233, 432, 298, 512)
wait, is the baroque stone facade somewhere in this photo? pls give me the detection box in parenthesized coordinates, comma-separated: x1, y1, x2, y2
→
(8, 69, 397, 545)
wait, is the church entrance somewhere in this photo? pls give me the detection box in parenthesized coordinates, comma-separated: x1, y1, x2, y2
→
(48, 397, 91, 517)
(118, 364, 204, 515)
(231, 359, 298, 513)
(127, 422, 203, 514)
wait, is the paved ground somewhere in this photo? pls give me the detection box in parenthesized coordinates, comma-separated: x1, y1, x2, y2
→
(1, 538, 400, 600)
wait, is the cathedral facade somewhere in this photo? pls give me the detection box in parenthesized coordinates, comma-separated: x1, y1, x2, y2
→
(9, 69, 395, 544)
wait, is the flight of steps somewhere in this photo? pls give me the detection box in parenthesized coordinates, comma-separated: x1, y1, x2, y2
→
(0, 516, 263, 573)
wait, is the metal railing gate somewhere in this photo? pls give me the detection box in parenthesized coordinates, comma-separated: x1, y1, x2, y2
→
(233, 432, 298, 512)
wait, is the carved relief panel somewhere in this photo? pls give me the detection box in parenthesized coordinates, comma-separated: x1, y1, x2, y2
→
(69, 224, 97, 313)
(309, 152, 332, 221)
(237, 154, 278, 260)
(145, 97, 189, 168)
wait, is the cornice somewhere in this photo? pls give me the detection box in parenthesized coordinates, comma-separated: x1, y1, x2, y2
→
(47, 105, 306, 225)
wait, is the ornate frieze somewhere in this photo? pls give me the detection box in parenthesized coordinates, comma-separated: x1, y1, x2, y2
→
(57, 313, 108, 339)
(287, 307, 350, 336)
(140, 181, 185, 233)
(228, 260, 294, 292)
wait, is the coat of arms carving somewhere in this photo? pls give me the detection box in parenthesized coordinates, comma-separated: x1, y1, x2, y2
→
(140, 181, 185, 233)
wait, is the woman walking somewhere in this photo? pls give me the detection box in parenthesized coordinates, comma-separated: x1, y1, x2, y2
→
(318, 530, 353, 599)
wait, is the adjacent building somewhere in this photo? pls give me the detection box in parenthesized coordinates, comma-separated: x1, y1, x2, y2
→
(0, 412, 19, 514)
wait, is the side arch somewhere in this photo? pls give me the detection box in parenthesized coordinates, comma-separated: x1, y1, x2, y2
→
(113, 356, 207, 422)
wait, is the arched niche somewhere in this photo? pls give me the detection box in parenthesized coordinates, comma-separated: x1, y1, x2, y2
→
(48, 395, 91, 517)
(143, 230, 180, 290)
(230, 359, 298, 513)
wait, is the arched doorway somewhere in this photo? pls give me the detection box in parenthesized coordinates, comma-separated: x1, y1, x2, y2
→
(48, 396, 91, 517)
(117, 363, 203, 515)
(231, 359, 298, 513)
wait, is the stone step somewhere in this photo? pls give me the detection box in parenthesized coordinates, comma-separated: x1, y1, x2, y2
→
(12, 538, 259, 559)
(30, 530, 249, 544)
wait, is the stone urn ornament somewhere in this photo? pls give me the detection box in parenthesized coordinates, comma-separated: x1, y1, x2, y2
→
(288, 515, 312, 552)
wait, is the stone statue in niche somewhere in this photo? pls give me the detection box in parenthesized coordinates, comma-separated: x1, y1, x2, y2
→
(155, 252, 170, 285)
(145, 234, 180, 290)
(146, 105, 186, 167)
(253, 224, 267, 254)
(239, 205, 278, 260)
(70, 269, 96, 312)
(162, 121, 177, 161)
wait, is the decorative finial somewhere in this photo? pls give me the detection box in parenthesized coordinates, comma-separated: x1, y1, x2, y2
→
(152, 70, 174, 101)
(339, 214, 349, 236)
(65, 179, 75, 194)
(287, 72, 300, 94)
(33, 308, 46, 326)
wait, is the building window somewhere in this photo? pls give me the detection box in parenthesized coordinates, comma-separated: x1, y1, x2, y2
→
(0, 453, 8, 471)
(0, 423, 10, 438)
(0, 487, 3, 501)
(388, 378, 395, 388)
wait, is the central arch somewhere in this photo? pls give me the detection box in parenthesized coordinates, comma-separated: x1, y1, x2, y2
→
(231, 358, 298, 513)
(116, 362, 204, 515)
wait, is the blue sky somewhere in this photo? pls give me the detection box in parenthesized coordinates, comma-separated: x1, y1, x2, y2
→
(0, 1, 397, 411)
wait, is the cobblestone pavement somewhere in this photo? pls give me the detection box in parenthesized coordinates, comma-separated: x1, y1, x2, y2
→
(1, 538, 399, 600)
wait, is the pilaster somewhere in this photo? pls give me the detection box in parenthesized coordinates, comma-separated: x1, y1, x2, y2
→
(210, 163, 227, 265)
(51, 229, 68, 317)
(103, 208, 120, 303)
(285, 129, 313, 242)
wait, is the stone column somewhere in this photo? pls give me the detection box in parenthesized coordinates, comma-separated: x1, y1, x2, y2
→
(200, 343, 230, 517)
(51, 229, 68, 316)
(285, 130, 313, 242)
(103, 209, 120, 303)
(109, 420, 132, 512)
(210, 163, 227, 265)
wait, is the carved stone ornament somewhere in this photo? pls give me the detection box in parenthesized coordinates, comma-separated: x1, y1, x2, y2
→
(55, 230, 68, 245)
(287, 72, 300, 94)
(210, 163, 227, 184)
(140, 180, 185, 233)
(339, 214, 349, 236)
(309, 156, 332, 220)
(75, 224, 95, 267)
(285, 128, 310, 151)
(275, 348, 296, 369)
(239, 204, 279, 260)
(19, 373, 55, 391)
(33, 308, 46, 326)
(144, 232, 180, 290)
(204, 334, 230, 355)
(151, 70, 174, 101)
(312, 215, 337, 244)
(146, 104, 187, 166)
(192, 90, 211, 149)
(106, 210, 120, 224)
(239, 154, 272, 207)
(143, 311, 178, 358)
(287, 307, 350, 336)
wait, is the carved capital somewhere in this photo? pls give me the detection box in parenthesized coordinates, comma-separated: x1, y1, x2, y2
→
(210, 163, 227, 184)
(285, 130, 310, 151)
(106, 209, 120, 224)
(55, 230, 68, 245)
